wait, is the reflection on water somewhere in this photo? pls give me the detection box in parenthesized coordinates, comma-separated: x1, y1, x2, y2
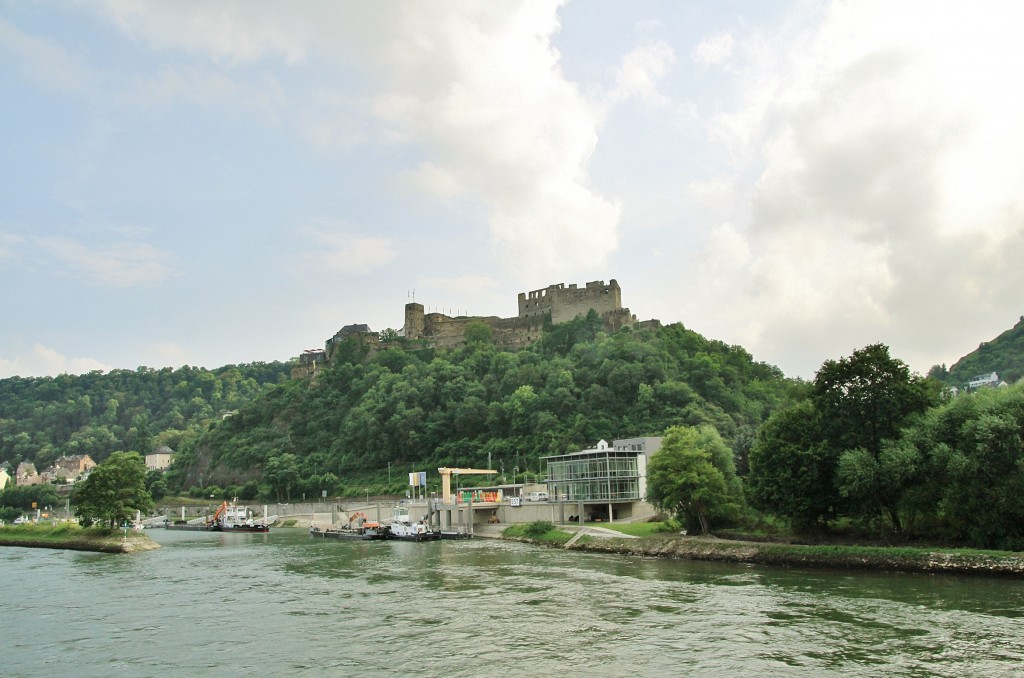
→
(3, 528, 1024, 677)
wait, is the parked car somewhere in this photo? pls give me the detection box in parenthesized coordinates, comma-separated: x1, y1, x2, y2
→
(527, 491, 549, 502)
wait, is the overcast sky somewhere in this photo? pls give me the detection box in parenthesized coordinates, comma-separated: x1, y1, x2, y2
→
(2, 1, 1022, 380)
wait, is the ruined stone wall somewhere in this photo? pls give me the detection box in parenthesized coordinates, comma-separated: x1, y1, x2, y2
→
(518, 279, 624, 325)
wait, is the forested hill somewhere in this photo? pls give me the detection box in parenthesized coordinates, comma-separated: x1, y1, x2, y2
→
(930, 315, 1024, 387)
(173, 317, 799, 498)
(0, 362, 292, 473)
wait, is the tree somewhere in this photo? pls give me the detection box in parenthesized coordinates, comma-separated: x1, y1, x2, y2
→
(647, 425, 743, 534)
(748, 400, 837, 532)
(263, 453, 300, 502)
(901, 383, 1024, 549)
(73, 451, 153, 528)
(813, 343, 938, 532)
(464, 321, 493, 346)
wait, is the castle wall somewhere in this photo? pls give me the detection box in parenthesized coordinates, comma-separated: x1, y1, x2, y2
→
(518, 279, 623, 325)
(299, 279, 644, 377)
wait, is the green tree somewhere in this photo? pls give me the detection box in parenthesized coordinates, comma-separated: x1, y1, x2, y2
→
(748, 400, 837, 532)
(145, 469, 168, 501)
(647, 425, 743, 534)
(73, 451, 153, 528)
(464, 320, 493, 346)
(263, 453, 300, 502)
(813, 343, 938, 532)
(901, 383, 1024, 549)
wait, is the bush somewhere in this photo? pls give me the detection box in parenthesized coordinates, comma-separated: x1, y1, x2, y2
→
(523, 521, 555, 538)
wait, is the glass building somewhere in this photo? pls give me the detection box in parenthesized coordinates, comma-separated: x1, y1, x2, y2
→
(542, 438, 662, 522)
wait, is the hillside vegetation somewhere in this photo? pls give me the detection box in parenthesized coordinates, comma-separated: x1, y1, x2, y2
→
(171, 316, 797, 498)
(0, 363, 291, 473)
(930, 315, 1024, 386)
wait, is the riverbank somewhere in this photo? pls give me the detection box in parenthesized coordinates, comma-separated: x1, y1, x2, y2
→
(502, 526, 1024, 576)
(0, 525, 160, 553)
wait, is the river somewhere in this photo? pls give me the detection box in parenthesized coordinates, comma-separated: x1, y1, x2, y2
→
(4, 528, 1024, 677)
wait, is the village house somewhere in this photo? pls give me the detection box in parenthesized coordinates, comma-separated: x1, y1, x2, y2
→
(16, 462, 42, 486)
(146, 446, 175, 472)
(41, 454, 96, 484)
(0, 466, 11, 491)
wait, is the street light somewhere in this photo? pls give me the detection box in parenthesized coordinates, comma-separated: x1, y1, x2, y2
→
(365, 488, 369, 506)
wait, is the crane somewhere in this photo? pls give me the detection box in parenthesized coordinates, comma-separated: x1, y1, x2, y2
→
(437, 467, 497, 503)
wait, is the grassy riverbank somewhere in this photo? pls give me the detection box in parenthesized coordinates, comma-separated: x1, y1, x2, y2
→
(0, 524, 160, 553)
(502, 523, 1024, 576)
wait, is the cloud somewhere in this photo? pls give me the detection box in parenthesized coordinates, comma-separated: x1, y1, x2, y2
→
(0, 16, 95, 94)
(0, 344, 111, 379)
(90, 3, 624, 280)
(297, 226, 397, 276)
(684, 0, 1024, 376)
(610, 40, 676, 104)
(693, 32, 734, 66)
(96, 0, 313, 65)
(0, 230, 24, 262)
(36, 237, 174, 287)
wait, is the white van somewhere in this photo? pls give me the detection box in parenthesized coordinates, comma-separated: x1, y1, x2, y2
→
(527, 491, 549, 502)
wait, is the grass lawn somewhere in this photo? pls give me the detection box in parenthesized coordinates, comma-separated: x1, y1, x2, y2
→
(591, 522, 669, 537)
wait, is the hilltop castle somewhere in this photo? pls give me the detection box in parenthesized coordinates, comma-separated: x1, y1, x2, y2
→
(294, 279, 658, 377)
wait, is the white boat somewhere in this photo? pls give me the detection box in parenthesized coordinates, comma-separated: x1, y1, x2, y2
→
(385, 505, 438, 541)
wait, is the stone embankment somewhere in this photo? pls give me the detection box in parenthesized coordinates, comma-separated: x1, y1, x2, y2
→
(504, 529, 1024, 577)
(0, 527, 160, 553)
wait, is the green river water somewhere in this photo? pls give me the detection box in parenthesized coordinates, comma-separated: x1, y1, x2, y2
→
(4, 528, 1024, 677)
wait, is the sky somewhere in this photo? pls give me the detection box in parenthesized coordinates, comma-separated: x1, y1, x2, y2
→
(2, 0, 1023, 380)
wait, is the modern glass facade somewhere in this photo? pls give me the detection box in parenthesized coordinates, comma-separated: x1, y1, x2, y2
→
(543, 441, 643, 503)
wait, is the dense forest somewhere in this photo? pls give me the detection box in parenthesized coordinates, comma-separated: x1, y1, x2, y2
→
(0, 362, 291, 473)
(169, 315, 796, 500)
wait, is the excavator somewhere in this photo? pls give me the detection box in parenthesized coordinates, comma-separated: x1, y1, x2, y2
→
(437, 467, 497, 503)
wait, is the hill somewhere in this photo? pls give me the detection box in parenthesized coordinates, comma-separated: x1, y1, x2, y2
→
(170, 317, 799, 499)
(930, 315, 1024, 387)
(0, 362, 292, 474)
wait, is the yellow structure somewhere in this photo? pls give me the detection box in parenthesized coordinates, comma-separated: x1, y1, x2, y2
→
(437, 467, 497, 503)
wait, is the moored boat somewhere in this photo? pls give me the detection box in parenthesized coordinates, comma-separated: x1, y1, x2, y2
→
(208, 501, 270, 533)
(309, 511, 384, 540)
(385, 505, 439, 541)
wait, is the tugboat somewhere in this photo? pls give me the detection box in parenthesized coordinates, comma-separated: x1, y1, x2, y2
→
(208, 501, 270, 533)
(384, 505, 439, 541)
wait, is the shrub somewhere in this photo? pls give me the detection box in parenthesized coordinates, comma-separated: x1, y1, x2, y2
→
(523, 520, 555, 538)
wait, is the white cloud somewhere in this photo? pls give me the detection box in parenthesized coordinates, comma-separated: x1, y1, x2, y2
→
(36, 237, 174, 287)
(610, 40, 675, 104)
(693, 32, 734, 66)
(90, 2, 624, 281)
(97, 0, 313, 65)
(684, 0, 1024, 376)
(0, 345, 111, 379)
(297, 226, 397, 276)
(0, 230, 24, 262)
(0, 16, 95, 94)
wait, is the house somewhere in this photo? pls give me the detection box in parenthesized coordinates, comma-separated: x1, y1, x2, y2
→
(968, 372, 1000, 390)
(146, 446, 175, 472)
(0, 467, 11, 491)
(42, 455, 97, 484)
(16, 462, 42, 486)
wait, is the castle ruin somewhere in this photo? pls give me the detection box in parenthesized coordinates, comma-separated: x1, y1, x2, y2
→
(404, 279, 642, 350)
(292, 279, 656, 378)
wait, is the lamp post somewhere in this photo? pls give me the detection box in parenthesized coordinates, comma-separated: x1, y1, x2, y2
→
(365, 488, 369, 506)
